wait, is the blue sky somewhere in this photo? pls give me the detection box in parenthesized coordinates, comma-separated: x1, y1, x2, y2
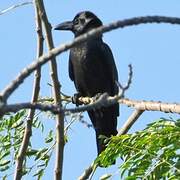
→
(1, 0, 180, 179)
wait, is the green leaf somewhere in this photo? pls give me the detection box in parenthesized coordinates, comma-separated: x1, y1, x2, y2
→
(100, 174, 112, 180)
(0, 151, 10, 160)
(97, 118, 180, 179)
(45, 130, 53, 143)
(0, 160, 10, 167)
(33, 168, 44, 179)
(0, 165, 10, 172)
(45, 137, 53, 143)
(35, 148, 48, 161)
(26, 149, 38, 156)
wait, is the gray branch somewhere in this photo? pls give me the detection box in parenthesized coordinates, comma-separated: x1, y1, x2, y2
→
(118, 109, 144, 135)
(0, 1, 32, 15)
(1, 16, 180, 102)
(1, 97, 180, 115)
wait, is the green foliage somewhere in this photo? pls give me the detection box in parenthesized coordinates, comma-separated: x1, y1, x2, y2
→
(96, 118, 180, 180)
(100, 174, 112, 180)
(0, 110, 55, 179)
(1, 109, 180, 179)
(0, 110, 26, 176)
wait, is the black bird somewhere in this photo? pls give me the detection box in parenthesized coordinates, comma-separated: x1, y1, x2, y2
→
(54, 11, 119, 155)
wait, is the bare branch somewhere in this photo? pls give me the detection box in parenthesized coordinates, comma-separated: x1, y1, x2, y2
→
(0, 102, 60, 114)
(0, 1, 32, 15)
(1, 98, 180, 120)
(123, 64, 133, 91)
(1, 16, 180, 102)
(118, 109, 144, 135)
(116, 64, 133, 97)
(36, 0, 64, 179)
(118, 98, 180, 113)
(78, 163, 95, 180)
(14, 1, 43, 179)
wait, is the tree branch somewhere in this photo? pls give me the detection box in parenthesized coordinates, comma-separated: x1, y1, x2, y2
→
(14, 1, 43, 179)
(1, 98, 180, 116)
(118, 98, 180, 113)
(78, 163, 94, 180)
(118, 109, 144, 135)
(36, 1, 64, 179)
(0, 1, 32, 15)
(1, 16, 180, 103)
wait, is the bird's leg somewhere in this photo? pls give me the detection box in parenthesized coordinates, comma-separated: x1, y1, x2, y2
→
(71, 92, 83, 106)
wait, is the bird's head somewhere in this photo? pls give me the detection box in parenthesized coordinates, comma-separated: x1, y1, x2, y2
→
(54, 11, 103, 37)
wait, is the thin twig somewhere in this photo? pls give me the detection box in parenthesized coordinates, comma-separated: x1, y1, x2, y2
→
(27, 142, 56, 174)
(1, 16, 180, 103)
(0, 1, 32, 15)
(116, 64, 133, 98)
(14, 1, 43, 179)
(36, 0, 64, 179)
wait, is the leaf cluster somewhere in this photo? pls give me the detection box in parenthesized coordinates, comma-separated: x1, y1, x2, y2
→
(96, 118, 180, 180)
(0, 110, 55, 179)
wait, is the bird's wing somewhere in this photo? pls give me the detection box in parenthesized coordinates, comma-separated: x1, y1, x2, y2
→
(100, 42, 119, 95)
(99, 42, 120, 116)
(68, 52, 74, 81)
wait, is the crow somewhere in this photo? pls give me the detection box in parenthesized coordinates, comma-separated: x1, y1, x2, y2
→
(54, 11, 119, 155)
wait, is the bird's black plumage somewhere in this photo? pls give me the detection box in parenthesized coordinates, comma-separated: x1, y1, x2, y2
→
(55, 11, 119, 155)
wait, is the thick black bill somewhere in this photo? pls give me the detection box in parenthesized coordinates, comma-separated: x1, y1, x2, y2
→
(54, 21, 73, 31)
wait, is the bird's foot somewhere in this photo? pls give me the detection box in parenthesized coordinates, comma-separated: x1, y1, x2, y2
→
(71, 92, 83, 106)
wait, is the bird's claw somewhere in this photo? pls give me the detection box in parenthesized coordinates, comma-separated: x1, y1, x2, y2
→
(72, 93, 83, 106)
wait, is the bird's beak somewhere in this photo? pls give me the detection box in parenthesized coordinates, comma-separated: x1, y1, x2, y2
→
(54, 21, 73, 31)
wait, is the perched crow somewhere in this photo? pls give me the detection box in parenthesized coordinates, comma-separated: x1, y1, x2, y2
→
(54, 11, 119, 155)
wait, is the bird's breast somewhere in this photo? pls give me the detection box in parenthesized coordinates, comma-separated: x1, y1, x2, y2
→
(70, 44, 111, 96)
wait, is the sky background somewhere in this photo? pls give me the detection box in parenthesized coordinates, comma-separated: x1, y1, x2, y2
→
(1, 0, 180, 179)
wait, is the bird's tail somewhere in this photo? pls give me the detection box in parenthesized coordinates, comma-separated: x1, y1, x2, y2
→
(88, 105, 118, 155)
(95, 128, 117, 155)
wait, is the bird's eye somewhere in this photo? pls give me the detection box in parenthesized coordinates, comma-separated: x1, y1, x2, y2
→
(74, 19, 79, 25)
(79, 18, 85, 24)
